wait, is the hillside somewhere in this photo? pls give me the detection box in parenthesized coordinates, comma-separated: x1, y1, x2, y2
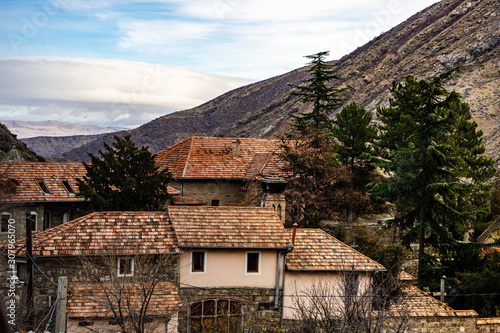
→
(0, 123, 45, 162)
(22, 134, 106, 158)
(47, 0, 500, 166)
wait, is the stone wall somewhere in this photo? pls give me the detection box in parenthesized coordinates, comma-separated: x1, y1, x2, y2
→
(178, 287, 281, 333)
(174, 179, 245, 206)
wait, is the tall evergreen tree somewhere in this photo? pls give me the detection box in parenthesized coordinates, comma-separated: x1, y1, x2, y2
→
(289, 51, 347, 133)
(332, 102, 377, 186)
(77, 135, 171, 211)
(371, 72, 496, 287)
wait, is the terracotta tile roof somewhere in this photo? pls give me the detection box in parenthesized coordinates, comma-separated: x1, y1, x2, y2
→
(286, 229, 385, 271)
(154, 136, 285, 180)
(169, 206, 290, 249)
(13, 211, 180, 256)
(67, 282, 182, 319)
(398, 271, 415, 281)
(0, 162, 86, 202)
(167, 186, 181, 196)
(387, 285, 478, 317)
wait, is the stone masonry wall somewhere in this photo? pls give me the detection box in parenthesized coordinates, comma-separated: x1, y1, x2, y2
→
(178, 287, 281, 333)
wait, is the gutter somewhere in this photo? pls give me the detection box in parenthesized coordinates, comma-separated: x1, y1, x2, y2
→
(279, 245, 293, 327)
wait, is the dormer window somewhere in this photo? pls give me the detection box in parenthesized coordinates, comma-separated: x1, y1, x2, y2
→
(36, 180, 52, 195)
(62, 180, 76, 195)
(2, 179, 19, 194)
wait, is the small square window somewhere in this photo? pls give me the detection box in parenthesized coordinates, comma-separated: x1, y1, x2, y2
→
(191, 251, 206, 273)
(246, 252, 260, 274)
(117, 258, 134, 277)
(211, 199, 219, 206)
(15, 262, 26, 282)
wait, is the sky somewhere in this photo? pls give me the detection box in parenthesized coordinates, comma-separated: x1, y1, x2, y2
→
(0, 0, 440, 129)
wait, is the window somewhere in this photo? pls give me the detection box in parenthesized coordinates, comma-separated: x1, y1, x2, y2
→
(211, 199, 219, 206)
(2, 179, 19, 194)
(246, 252, 260, 274)
(15, 262, 26, 282)
(63, 213, 70, 223)
(117, 258, 134, 277)
(1, 213, 11, 233)
(44, 211, 51, 230)
(188, 299, 242, 332)
(36, 180, 52, 195)
(191, 251, 206, 273)
(342, 272, 360, 297)
(62, 180, 76, 195)
(26, 212, 37, 232)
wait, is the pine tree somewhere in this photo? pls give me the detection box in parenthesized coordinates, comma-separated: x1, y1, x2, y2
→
(289, 51, 347, 133)
(77, 135, 171, 211)
(371, 72, 496, 287)
(332, 102, 377, 187)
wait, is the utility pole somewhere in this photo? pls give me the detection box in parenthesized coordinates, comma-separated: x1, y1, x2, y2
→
(25, 212, 34, 329)
(55, 276, 68, 333)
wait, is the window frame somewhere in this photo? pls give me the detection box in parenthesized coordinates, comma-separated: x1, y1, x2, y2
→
(1, 212, 11, 233)
(36, 180, 52, 195)
(187, 298, 243, 333)
(26, 211, 37, 232)
(245, 251, 261, 275)
(61, 180, 76, 195)
(191, 250, 207, 274)
(117, 258, 135, 277)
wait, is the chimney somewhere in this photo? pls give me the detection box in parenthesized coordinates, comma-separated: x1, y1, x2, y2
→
(291, 223, 298, 245)
(232, 139, 241, 157)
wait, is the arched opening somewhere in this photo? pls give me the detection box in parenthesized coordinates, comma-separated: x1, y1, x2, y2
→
(63, 213, 70, 223)
(188, 298, 242, 332)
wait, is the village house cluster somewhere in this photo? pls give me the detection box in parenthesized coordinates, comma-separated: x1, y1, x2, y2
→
(1, 136, 499, 332)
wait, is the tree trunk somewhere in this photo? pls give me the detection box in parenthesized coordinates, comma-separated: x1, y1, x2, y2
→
(417, 206, 426, 288)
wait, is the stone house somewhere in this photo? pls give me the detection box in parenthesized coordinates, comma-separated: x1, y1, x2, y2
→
(154, 136, 287, 222)
(6, 211, 183, 332)
(5, 206, 387, 332)
(0, 162, 88, 246)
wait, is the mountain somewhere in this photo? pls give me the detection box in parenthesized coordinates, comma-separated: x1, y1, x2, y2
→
(21, 134, 106, 158)
(0, 123, 45, 162)
(1, 120, 128, 139)
(45, 0, 499, 167)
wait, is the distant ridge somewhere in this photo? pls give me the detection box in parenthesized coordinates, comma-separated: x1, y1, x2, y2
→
(36, 0, 499, 168)
(1, 120, 128, 139)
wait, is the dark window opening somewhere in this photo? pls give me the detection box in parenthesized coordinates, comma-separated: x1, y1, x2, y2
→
(247, 252, 259, 273)
(192, 251, 205, 272)
(44, 211, 51, 230)
(26, 212, 36, 232)
(1, 213, 10, 233)
(36, 180, 52, 195)
(211, 199, 219, 206)
(118, 258, 134, 277)
(78, 321, 93, 327)
(62, 180, 76, 195)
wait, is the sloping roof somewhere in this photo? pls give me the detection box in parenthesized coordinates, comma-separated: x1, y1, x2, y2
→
(286, 229, 385, 272)
(169, 206, 290, 249)
(154, 136, 284, 180)
(67, 282, 182, 319)
(387, 285, 478, 317)
(477, 218, 500, 243)
(0, 162, 86, 202)
(12, 211, 180, 256)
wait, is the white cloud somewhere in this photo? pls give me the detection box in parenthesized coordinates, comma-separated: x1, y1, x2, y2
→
(0, 57, 252, 128)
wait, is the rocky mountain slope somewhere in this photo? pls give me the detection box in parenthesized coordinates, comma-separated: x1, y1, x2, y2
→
(46, 0, 499, 167)
(22, 134, 106, 158)
(0, 123, 45, 162)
